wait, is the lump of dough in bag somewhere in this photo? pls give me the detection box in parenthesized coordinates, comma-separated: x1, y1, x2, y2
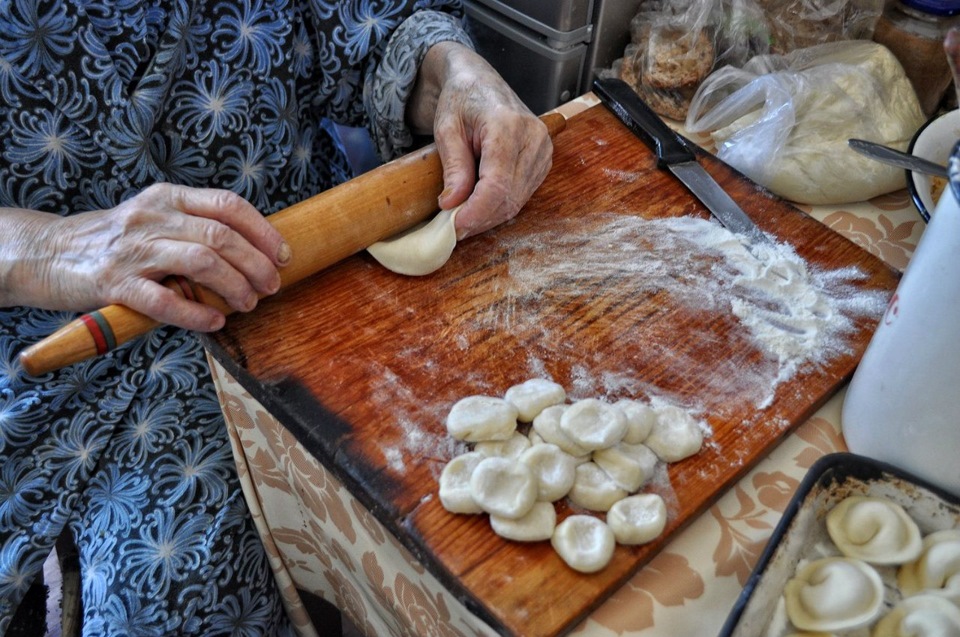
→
(475, 432, 531, 460)
(366, 205, 461, 276)
(490, 501, 557, 542)
(607, 493, 667, 545)
(783, 557, 883, 632)
(469, 456, 537, 519)
(644, 405, 704, 462)
(560, 399, 627, 451)
(519, 443, 577, 502)
(551, 515, 616, 574)
(616, 399, 657, 444)
(568, 462, 628, 512)
(438, 452, 485, 514)
(504, 378, 566, 422)
(826, 496, 922, 565)
(898, 529, 960, 602)
(446, 396, 518, 443)
(532, 405, 591, 458)
(873, 594, 960, 637)
(592, 442, 659, 493)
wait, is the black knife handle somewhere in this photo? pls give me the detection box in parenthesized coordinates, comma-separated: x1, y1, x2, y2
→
(592, 78, 696, 168)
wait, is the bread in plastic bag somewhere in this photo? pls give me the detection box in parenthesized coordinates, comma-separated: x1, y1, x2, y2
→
(684, 41, 925, 204)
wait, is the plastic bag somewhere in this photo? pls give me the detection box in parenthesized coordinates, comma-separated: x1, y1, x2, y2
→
(685, 41, 926, 205)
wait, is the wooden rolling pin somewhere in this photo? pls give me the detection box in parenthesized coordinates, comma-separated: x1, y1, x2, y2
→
(19, 113, 566, 376)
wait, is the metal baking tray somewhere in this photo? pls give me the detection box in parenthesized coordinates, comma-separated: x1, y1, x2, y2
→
(719, 452, 960, 637)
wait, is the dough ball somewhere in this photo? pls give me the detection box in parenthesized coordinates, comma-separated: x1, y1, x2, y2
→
(504, 378, 566, 422)
(607, 493, 668, 545)
(490, 501, 557, 542)
(872, 594, 960, 637)
(568, 462, 628, 512)
(826, 496, 922, 565)
(438, 452, 485, 514)
(644, 405, 703, 462)
(592, 442, 659, 493)
(551, 515, 616, 574)
(519, 443, 577, 502)
(783, 557, 884, 632)
(366, 205, 461, 276)
(475, 432, 531, 460)
(446, 395, 518, 443)
(898, 529, 960, 603)
(559, 399, 627, 451)
(469, 456, 537, 519)
(616, 399, 657, 444)
(532, 405, 591, 458)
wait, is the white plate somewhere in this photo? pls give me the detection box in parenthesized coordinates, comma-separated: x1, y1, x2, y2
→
(908, 108, 960, 221)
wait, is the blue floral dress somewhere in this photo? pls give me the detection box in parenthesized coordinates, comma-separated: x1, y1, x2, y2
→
(0, 0, 471, 634)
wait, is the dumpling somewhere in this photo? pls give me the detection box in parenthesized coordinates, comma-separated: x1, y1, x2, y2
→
(783, 557, 884, 632)
(469, 457, 537, 519)
(438, 452, 485, 514)
(445, 396, 518, 442)
(872, 594, 960, 637)
(899, 529, 960, 603)
(559, 399, 627, 451)
(826, 496, 923, 565)
(504, 378, 566, 422)
(606, 493, 667, 545)
(551, 515, 616, 573)
(519, 443, 577, 502)
(567, 462, 628, 512)
(490, 501, 557, 542)
(643, 404, 703, 462)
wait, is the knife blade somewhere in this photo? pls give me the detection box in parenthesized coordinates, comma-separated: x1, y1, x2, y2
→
(848, 138, 948, 178)
(592, 77, 773, 247)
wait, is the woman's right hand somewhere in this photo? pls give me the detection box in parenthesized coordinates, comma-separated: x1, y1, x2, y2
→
(0, 183, 291, 331)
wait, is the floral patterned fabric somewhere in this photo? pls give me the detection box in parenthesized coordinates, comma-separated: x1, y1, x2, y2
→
(0, 0, 471, 634)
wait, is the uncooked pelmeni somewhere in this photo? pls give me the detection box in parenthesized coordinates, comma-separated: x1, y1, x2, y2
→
(519, 443, 577, 502)
(469, 456, 537, 519)
(490, 501, 557, 542)
(898, 529, 960, 603)
(616, 399, 657, 444)
(872, 594, 960, 637)
(474, 432, 531, 460)
(551, 515, 616, 573)
(592, 442, 659, 492)
(560, 399, 627, 451)
(783, 557, 884, 632)
(568, 462, 629, 512)
(504, 378, 566, 422)
(366, 205, 461, 276)
(438, 452, 485, 514)
(446, 396, 518, 443)
(643, 405, 704, 462)
(532, 405, 591, 458)
(606, 494, 668, 545)
(826, 496, 923, 565)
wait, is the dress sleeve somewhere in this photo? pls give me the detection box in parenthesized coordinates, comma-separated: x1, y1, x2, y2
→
(363, 10, 475, 161)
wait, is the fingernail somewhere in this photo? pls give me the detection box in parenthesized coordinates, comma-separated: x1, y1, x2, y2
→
(438, 188, 453, 206)
(277, 241, 292, 265)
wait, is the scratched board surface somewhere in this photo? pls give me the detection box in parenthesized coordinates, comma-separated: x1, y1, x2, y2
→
(206, 104, 900, 637)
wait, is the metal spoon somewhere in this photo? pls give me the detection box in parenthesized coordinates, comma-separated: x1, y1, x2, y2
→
(848, 139, 948, 178)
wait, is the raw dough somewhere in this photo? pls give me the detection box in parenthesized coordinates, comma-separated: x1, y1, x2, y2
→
(560, 399, 627, 452)
(475, 432, 531, 460)
(438, 452, 485, 514)
(783, 557, 884, 632)
(551, 515, 616, 574)
(616, 399, 657, 444)
(643, 405, 703, 462)
(898, 529, 960, 602)
(445, 395, 518, 443)
(873, 594, 960, 637)
(568, 462, 628, 512)
(826, 496, 922, 565)
(504, 378, 566, 422)
(519, 443, 577, 502)
(490, 501, 556, 542)
(469, 456, 537, 519)
(606, 493, 667, 545)
(592, 442, 659, 493)
(367, 205, 461, 276)
(532, 405, 591, 458)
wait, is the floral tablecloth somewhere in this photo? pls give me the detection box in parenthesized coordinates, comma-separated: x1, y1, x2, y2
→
(208, 95, 925, 637)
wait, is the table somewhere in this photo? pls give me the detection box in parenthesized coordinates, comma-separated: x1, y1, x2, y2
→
(205, 95, 925, 637)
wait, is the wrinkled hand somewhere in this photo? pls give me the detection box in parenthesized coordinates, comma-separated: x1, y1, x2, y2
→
(411, 42, 554, 240)
(2, 184, 290, 331)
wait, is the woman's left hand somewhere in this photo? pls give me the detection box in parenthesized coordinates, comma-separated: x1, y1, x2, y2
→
(409, 42, 554, 240)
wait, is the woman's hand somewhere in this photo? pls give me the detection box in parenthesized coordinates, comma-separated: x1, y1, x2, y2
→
(409, 42, 554, 240)
(0, 183, 290, 331)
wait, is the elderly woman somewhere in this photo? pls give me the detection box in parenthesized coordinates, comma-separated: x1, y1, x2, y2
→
(0, 0, 552, 633)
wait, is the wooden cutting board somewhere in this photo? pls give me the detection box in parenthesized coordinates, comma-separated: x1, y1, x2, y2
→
(205, 104, 900, 637)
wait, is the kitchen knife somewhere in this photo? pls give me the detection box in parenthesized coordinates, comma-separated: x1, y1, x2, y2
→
(592, 77, 772, 247)
(847, 138, 948, 178)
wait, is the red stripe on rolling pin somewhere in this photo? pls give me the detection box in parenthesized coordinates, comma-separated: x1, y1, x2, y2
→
(79, 313, 110, 355)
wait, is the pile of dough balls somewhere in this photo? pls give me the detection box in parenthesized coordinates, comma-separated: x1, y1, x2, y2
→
(782, 495, 960, 635)
(438, 378, 707, 573)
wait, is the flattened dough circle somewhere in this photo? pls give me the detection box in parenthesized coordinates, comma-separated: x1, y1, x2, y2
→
(367, 205, 462, 276)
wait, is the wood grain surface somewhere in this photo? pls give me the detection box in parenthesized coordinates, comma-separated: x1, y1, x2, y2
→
(205, 104, 900, 637)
